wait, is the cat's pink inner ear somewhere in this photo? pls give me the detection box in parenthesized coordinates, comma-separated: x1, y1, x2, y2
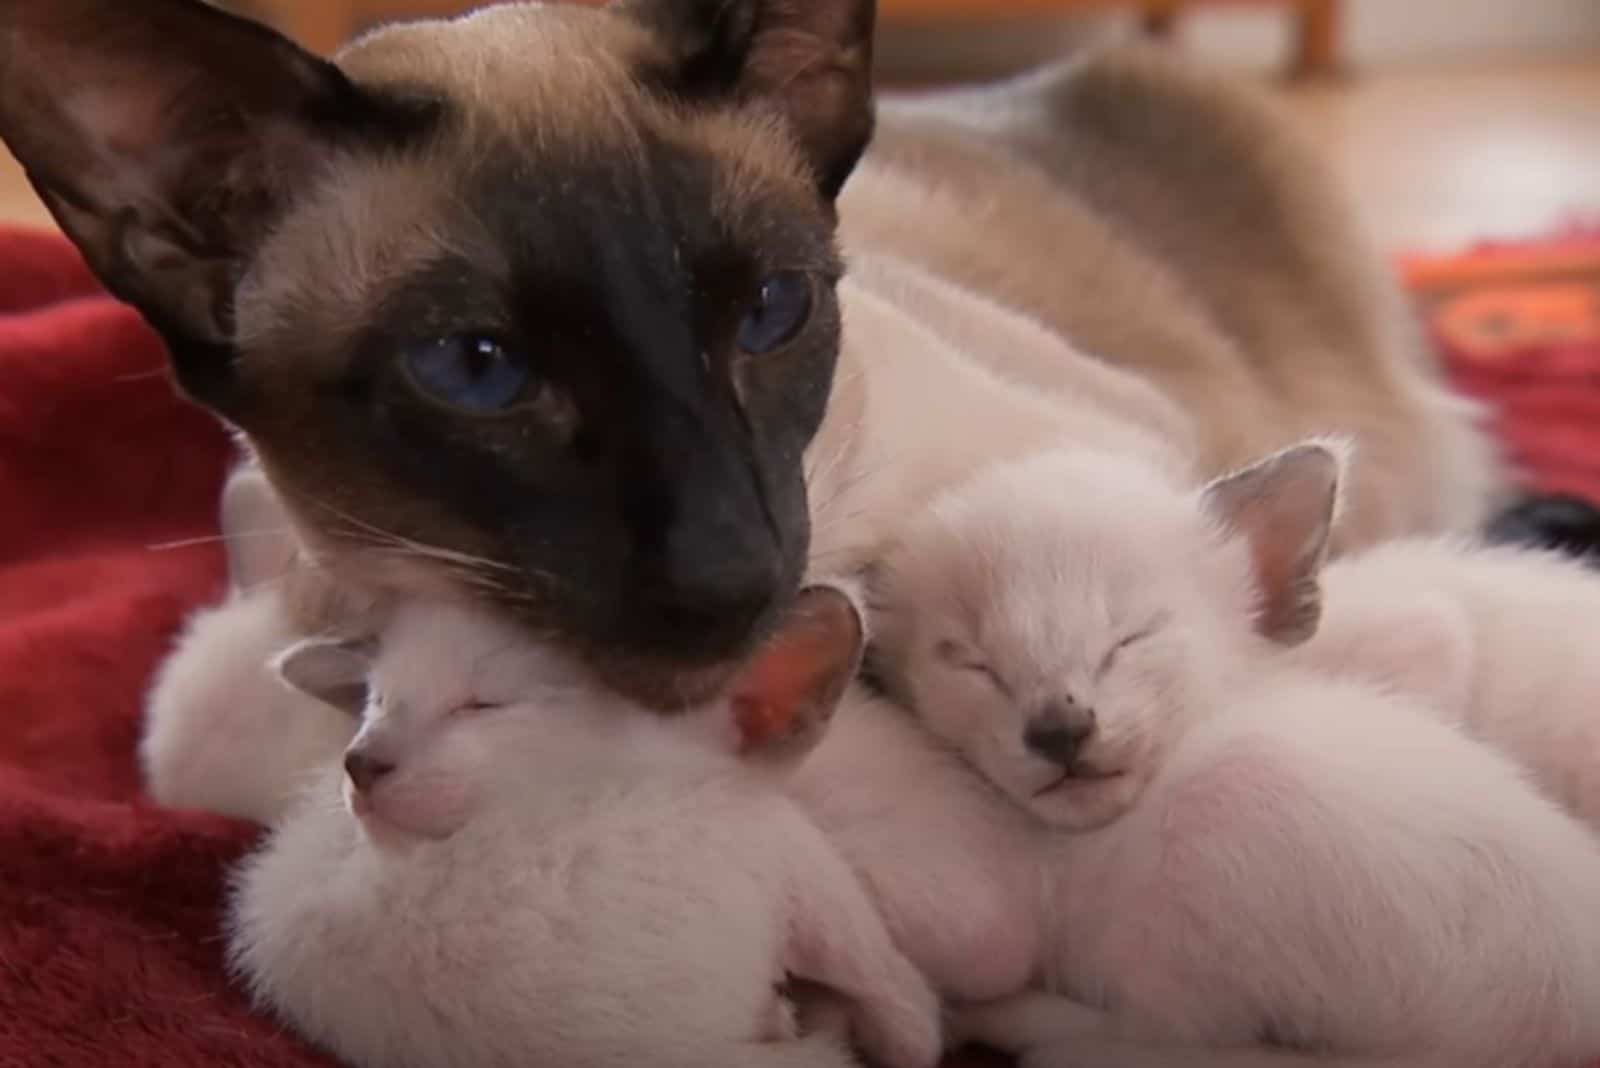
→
(727, 586, 864, 760)
(274, 639, 373, 715)
(1202, 444, 1341, 646)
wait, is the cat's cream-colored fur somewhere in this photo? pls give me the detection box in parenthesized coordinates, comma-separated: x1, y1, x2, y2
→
(871, 445, 1600, 1068)
(1290, 538, 1600, 830)
(228, 594, 941, 1068)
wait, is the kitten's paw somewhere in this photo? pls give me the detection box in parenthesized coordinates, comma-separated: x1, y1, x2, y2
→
(1015, 1037, 1182, 1068)
(765, 984, 801, 1041)
(851, 982, 943, 1068)
(950, 991, 1110, 1052)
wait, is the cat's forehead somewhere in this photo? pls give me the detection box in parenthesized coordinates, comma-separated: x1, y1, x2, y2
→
(235, 2, 821, 374)
(337, 4, 649, 125)
(893, 453, 1206, 644)
(938, 467, 1192, 582)
(373, 602, 576, 707)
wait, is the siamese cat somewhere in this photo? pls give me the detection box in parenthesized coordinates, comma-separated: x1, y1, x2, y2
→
(0, 0, 1503, 708)
(230, 586, 942, 1068)
(869, 444, 1600, 1068)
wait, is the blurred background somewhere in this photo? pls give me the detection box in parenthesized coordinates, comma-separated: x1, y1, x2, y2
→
(3, 0, 1598, 256)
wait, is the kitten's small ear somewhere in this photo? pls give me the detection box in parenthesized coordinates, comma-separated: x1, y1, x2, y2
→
(619, 0, 876, 198)
(220, 466, 298, 593)
(1200, 441, 1345, 646)
(726, 584, 864, 769)
(0, 0, 436, 404)
(273, 638, 375, 715)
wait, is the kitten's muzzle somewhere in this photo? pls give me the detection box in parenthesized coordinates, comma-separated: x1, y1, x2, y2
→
(344, 749, 395, 794)
(1023, 702, 1097, 769)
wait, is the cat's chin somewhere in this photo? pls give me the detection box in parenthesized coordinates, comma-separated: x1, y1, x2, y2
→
(345, 782, 466, 846)
(1024, 771, 1141, 832)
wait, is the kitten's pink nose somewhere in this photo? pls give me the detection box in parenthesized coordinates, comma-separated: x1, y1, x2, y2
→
(344, 750, 395, 794)
(1024, 704, 1096, 768)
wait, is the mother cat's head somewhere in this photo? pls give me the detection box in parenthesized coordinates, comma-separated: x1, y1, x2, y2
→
(0, 0, 874, 702)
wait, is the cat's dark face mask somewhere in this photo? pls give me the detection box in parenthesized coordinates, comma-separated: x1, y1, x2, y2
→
(0, 0, 877, 705)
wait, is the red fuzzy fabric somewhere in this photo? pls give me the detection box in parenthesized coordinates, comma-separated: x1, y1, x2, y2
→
(0, 226, 1595, 1068)
(0, 228, 334, 1068)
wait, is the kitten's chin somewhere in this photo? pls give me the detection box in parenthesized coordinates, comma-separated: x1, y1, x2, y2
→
(1023, 772, 1142, 832)
(345, 781, 469, 845)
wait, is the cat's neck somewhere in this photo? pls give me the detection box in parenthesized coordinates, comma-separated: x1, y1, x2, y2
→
(806, 255, 1195, 580)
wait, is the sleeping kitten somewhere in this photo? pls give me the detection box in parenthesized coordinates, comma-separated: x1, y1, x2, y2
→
(228, 587, 940, 1068)
(871, 444, 1600, 1068)
(1289, 537, 1600, 829)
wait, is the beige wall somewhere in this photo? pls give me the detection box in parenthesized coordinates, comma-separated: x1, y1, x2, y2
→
(1187, 0, 1600, 70)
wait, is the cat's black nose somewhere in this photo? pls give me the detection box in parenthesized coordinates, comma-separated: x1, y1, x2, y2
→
(1024, 705, 1096, 768)
(344, 750, 395, 793)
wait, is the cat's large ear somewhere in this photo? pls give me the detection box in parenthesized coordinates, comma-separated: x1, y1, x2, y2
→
(726, 584, 864, 770)
(274, 638, 375, 716)
(619, 0, 876, 198)
(0, 0, 435, 405)
(220, 466, 298, 593)
(1200, 441, 1345, 647)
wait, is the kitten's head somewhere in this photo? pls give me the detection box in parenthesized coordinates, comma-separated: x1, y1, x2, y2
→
(276, 584, 864, 841)
(0, 0, 878, 704)
(871, 444, 1342, 831)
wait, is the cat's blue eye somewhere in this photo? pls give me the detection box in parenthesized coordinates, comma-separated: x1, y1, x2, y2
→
(737, 271, 813, 355)
(404, 335, 532, 413)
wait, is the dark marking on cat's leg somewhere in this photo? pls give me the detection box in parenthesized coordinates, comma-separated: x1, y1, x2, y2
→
(1484, 492, 1600, 567)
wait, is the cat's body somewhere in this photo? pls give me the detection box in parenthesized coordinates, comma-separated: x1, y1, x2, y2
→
(871, 446, 1600, 1068)
(1290, 538, 1600, 828)
(789, 688, 1045, 1006)
(840, 51, 1498, 552)
(1000, 672, 1600, 1068)
(1, 1, 1503, 702)
(230, 592, 941, 1068)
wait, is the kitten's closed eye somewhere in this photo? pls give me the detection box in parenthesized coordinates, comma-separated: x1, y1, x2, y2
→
(449, 699, 501, 718)
(933, 640, 1012, 697)
(1096, 616, 1169, 678)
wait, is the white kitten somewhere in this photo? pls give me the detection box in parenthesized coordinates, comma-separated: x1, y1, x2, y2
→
(141, 465, 358, 823)
(1290, 536, 1600, 828)
(228, 588, 941, 1068)
(872, 444, 1600, 1068)
(789, 685, 1046, 1005)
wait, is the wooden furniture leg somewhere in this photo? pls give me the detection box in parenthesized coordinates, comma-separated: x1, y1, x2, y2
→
(1291, 0, 1342, 79)
(249, 0, 359, 55)
(1142, 2, 1180, 38)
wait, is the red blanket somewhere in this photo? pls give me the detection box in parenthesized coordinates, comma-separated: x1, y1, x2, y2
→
(1, 226, 1596, 1068)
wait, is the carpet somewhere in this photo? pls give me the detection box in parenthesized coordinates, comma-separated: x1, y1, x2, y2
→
(1, 224, 1597, 1067)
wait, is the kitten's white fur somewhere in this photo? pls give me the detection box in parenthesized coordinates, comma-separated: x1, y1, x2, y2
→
(789, 686, 1046, 1005)
(872, 445, 1600, 1068)
(228, 595, 941, 1068)
(140, 466, 358, 823)
(1291, 537, 1600, 829)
